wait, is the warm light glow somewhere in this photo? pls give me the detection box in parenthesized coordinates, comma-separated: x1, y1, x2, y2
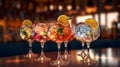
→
(50, 4, 54, 11)
(95, 54, 99, 61)
(80, 11, 86, 15)
(57, 60, 60, 65)
(92, 6, 97, 13)
(89, 49, 95, 59)
(107, 12, 118, 29)
(86, 7, 93, 13)
(6, 57, 25, 63)
(86, 5, 97, 13)
(41, 57, 44, 61)
(107, 48, 119, 66)
(36, 6, 41, 13)
(76, 55, 82, 62)
(95, 13, 106, 26)
(44, 6, 48, 11)
(104, 5, 113, 10)
(117, 23, 120, 28)
(58, 5, 63, 11)
(77, 50, 82, 55)
(67, 5, 72, 11)
(107, 48, 112, 57)
(68, 19, 72, 29)
(76, 50, 84, 61)
(101, 54, 106, 65)
(65, 55, 67, 59)
(95, 12, 118, 28)
(16, 3, 21, 9)
(76, 5, 79, 10)
(29, 54, 32, 58)
(36, 6, 48, 13)
(76, 15, 93, 23)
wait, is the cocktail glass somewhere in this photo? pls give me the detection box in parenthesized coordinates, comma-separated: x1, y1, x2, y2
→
(84, 27, 100, 65)
(20, 26, 37, 59)
(33, 22, 51, 63)
(48, 22, 69, 65)
(75, 22, 88, 58)
(61, 21, 74, 61)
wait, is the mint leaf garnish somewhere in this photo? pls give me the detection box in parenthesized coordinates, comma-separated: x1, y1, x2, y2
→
(22, 30, 28, 36)
(57, 28, 64, 36)
(89, 31, 93, 36)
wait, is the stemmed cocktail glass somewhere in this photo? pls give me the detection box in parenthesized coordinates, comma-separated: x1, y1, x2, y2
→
(75, 22, 89, 60)
(48, 22, 69, 66)
(84, 18, 100, 65)
(61, 21, 74, 61)
(20, 20, 37, 59)
(33, 22, 51, 63)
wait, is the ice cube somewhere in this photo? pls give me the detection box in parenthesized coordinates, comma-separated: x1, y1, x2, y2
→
(76, 24, 91, 36)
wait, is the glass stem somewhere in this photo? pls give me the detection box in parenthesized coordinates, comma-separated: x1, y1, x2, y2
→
(41, 42, 44, 55)
(81, 42, 85, 49)
(86, 42, 90, 49)
(28, 41, 32, 48)
(64, 42, 68, 48)
(57, 42, 61, 58)
(86, 42, 90, 54)
(28, 40, 33, 53)
(64, 42, 68, 54)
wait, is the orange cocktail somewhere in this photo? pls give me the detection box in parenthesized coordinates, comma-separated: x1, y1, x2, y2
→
(48, 15, 74, 65)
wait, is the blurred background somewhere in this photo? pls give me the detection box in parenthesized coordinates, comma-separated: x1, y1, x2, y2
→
(0, 0, 120, 42)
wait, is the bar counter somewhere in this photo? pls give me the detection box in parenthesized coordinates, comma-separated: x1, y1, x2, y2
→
(0, 48, 120, 67)
(0, 39, 120, 67)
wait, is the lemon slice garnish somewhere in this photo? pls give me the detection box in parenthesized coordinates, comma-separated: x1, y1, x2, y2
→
(57, 15, 69, 26)
(85, 18, 99, 30)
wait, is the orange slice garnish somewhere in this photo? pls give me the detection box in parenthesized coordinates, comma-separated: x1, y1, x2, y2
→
(85, 18, 99, 30)
(57, 15, 69, 26)
(22, 19, 32, 26)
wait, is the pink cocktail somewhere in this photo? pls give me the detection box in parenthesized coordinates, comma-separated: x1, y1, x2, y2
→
(33, 22, 51, 63)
